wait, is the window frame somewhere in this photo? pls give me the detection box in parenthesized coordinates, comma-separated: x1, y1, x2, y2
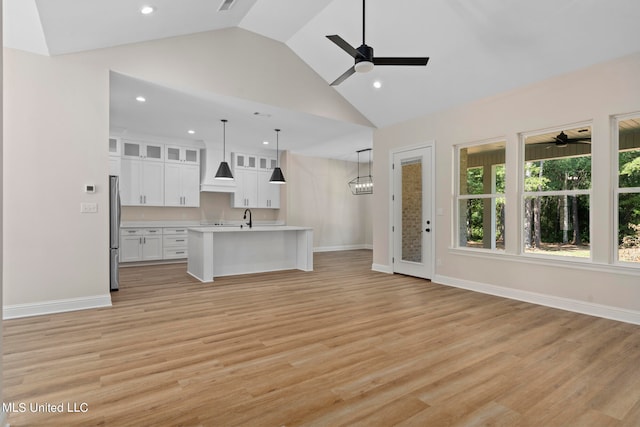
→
(613, 112, 640, 267)
(454, 138, 506, 252)
(519, 122, 594, 261)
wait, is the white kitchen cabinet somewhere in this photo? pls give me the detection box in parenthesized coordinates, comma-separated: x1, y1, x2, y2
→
(231, 168, 258, 208)
(164, 163, 200, 207)
(120, 158, 165, 206)
(258, 156, 277, 171)
(257, 170, 280, 208)
(120, 228, 163, 262)
(165, 145, 199, 165)
(109, 137, 121, 176)
(122, 140, 164, 161)
(163, 227, 189, 259)
(233, 153, 257, 170)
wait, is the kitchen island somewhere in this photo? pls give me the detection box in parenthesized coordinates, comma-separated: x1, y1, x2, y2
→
(187, 226, 313, 282)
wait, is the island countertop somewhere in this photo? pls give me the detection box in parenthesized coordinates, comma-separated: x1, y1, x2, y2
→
(187, 226, 313, 282)
(188, 225, 312, 233)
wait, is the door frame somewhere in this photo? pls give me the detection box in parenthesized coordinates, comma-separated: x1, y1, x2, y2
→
(389, 141, 436, 279)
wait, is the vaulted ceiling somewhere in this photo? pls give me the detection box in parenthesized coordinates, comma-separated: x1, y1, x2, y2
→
(5, 0, 640, 159)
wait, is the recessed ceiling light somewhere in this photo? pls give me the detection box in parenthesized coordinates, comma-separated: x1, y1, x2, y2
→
(188, 130, 195, 135)
(373, 80, 382, 89)
(135, 96, 146, 102)
(140, 5, 155, 15)
(263, 140, 269, 145)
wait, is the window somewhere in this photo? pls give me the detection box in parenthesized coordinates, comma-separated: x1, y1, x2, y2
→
(615, 115, 640, 264)
(456, 141, 506, 250)
(522, 125, 592, 258)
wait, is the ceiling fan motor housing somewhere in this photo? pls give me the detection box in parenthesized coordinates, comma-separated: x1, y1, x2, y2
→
(354, 45, 374, 73)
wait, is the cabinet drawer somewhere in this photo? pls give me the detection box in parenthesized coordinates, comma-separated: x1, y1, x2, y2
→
(163, 227, 188, 235)
(163, 248, 188, 259)
(121, 228, 163, 236)
(163, 235, 188, 247)
(121, 228, 143, 236)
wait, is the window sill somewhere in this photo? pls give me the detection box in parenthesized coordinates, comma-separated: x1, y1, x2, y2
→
(448, 247, 640, 277)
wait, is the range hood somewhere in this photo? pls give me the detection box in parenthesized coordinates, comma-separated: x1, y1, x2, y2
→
(200, 141, 236, 193)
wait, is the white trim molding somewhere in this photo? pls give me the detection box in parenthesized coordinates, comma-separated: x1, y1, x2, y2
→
(372, 263, 393, 274)
(3, 294, 112, 319)
(314, 244, 372, 253)
(434, 274, 640, 325)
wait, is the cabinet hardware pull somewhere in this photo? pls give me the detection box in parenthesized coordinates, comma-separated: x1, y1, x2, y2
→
(176, 251, 185, 254)
(175, 239, 185, 242)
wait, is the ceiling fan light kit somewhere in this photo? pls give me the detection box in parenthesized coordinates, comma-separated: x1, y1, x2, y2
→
(326, 0, 429, 86)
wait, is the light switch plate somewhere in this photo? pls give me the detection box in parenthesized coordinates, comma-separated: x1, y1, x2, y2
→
(80, 202, 98, 213)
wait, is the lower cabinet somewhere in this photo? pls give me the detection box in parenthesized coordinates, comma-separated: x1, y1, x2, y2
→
(163, 228, 189, 259)
(120, 227, 189, 263)
(120, 228, 163, 262)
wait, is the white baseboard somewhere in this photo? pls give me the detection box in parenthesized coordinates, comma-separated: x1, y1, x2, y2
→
(3, 294, 112, 320)
(372, 263, 393, 274)
(314, 244, 372, 252)
(433, 274, 640, 325)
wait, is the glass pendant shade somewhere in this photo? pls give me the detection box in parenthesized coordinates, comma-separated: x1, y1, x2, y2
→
(269, 128, 286, 184)
(215, 119, 233, 180)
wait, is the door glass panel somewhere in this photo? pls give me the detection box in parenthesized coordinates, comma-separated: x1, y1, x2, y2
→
(109, 138, 118, 153)
(402, 159, 422, 263)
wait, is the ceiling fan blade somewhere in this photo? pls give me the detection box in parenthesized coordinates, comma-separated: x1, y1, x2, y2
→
(326, 35, 364, 59)
(373, 57, 429, 66)
(330, 66, 356, 86)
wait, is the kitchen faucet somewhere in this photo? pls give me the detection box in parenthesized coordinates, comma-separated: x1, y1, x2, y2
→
(243, 209, 252, 228)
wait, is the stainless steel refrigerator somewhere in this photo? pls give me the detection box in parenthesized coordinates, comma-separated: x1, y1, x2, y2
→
(109, 175, 121, 291)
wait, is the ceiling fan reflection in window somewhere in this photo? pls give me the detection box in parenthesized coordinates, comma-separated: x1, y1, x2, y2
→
(326, 0, 429, 86)
(531, 131, 592, 149)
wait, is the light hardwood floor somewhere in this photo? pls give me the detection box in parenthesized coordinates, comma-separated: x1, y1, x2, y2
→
(4, 250, 640, 426)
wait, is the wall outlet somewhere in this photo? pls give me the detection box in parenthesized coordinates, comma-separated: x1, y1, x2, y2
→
(80, 202, 98, 213)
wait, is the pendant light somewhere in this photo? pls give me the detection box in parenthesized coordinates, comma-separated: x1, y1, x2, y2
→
(215, 119, 233, 180)
(348, 148, 373, 195)
(269, 128, 286, 184)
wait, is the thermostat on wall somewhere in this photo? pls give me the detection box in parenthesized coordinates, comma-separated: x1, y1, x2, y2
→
(85, 184, 96, 193)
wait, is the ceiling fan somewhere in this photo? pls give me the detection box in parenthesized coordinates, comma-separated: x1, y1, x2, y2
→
(326, 0, 429, 86)
(539, 131, 592, 148)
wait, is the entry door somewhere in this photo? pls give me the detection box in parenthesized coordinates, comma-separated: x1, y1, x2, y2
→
(392, 146, 434, 279)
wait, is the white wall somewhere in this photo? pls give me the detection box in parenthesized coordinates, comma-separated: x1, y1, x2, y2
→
(373, 52, 640, 322)
(3, 28, 370, 314)
(285, 153, 373, 251)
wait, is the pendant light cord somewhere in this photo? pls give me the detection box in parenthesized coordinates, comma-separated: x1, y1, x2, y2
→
(221, 119, 227, 159)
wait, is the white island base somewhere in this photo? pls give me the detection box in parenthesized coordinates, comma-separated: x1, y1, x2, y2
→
(187, 226, 313, 282)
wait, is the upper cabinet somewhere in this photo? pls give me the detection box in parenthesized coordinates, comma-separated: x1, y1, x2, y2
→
(231, 152, 280, 209)
(233, 153, 257, 170)
(109, 137, 121, 176)
(122, 140, 164, 162)
(166, 145, 199, 165)
(117, 139, 200, 207)
(258, 156, 277, 171)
